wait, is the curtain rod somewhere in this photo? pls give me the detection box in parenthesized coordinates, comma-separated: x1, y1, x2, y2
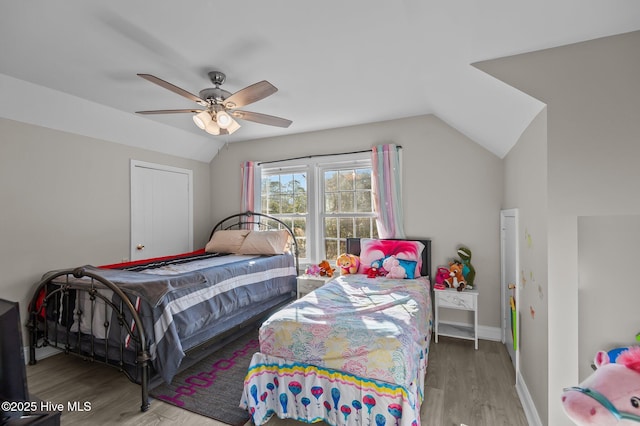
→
(257, 145, 403, 166)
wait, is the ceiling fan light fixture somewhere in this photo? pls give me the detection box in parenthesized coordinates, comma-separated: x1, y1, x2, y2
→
(204, 120, 221, 135)
(193, 111, 212, 129)
(226, 118, 241, 134)
(216, 110, 233, 129)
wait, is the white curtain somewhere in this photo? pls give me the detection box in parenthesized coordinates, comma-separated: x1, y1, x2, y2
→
(371, 144, 405, 239)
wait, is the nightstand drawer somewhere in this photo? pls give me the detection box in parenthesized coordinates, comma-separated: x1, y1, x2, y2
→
(437, 291, 476, 310)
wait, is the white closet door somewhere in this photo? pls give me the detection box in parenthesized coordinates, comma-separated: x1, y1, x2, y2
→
(130, 160, 193, 260)
(501, 208, 519, 378)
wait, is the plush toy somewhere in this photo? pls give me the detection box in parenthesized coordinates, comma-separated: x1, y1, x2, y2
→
(305, 264, 321, 276)
(457, 245, 476, 288)
(435, 266, 450, 286)
(562, 346, 640, 425)
(367, 259, 386, 278)
(318, 260, 335, 278)
(336, 253, 360, 275)
(367, 265, 381, 278)
(383, 255, 406, 279)
(444, 261, 466, 291)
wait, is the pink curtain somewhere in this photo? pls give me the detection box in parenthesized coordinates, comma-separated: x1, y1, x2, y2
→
(371, 144, 405, 239)
(240, 161, 255, 213)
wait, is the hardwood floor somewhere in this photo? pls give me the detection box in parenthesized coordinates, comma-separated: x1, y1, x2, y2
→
(422, 336, 528, 426)
(26, 337, 528, 426)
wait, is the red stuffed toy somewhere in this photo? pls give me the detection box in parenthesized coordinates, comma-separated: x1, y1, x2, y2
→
(367, 259, 385, 278)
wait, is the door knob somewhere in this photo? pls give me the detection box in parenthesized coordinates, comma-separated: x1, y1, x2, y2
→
(136, 244, 145, 251)
(508, 283, 516, 290)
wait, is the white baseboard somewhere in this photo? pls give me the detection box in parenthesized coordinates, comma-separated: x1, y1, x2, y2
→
(479, 324, 502, 341)
(516, 370, 543, 426)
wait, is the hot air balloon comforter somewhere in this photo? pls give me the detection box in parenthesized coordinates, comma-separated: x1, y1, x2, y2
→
(241, 273, 432, 426)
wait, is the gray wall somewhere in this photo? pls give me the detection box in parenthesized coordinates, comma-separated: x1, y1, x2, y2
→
(578, 215, 640, 380)
(0, 118, 211, 333)
(476, 30, 640, 425)
(502, 109, 549, 422)
(210, 114, 505, 330)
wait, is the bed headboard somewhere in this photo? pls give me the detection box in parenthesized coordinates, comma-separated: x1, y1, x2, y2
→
(345, 238, 432, 279)
(211, 211, 300, 275)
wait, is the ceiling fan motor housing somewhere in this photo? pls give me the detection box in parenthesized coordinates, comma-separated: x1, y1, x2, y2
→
(199, 87, 232, 105)
(208, 71, 226, 86)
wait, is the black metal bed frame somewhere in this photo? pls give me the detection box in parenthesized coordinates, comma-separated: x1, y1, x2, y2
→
(26, 211, 299, 412)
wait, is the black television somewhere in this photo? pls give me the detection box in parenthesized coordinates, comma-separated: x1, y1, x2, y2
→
(0, 298, 30, 421)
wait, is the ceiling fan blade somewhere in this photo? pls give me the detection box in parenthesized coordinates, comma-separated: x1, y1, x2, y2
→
(232, 110, 292, 128)
(137, 74, 207, 106)
(224, 80, 277, 109)
(136, 109, 203, 114)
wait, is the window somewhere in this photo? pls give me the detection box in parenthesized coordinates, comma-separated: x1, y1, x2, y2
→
(322, 166, 378, 261)
(261, 169, 308, 259)
(260, 154, 378, 264)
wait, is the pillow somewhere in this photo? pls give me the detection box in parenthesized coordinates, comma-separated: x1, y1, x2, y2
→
(357, 238, 424, 277)
(398, 258, 418, 279)
(205, 229, 250, 253)
(237, 230, 290, 255)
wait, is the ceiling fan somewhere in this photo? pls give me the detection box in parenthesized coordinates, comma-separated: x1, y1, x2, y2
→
(135, 71, 292, 135)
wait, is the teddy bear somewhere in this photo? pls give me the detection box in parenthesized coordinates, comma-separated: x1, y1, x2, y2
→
(318, 260, 335, 277)
(336, 253, 360, 275)
(457, 245, 476, 288)
(383, 255, 406, 279)
(444, 261, 466, 291)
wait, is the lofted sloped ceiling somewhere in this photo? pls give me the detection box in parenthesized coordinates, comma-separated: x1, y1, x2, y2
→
(1, 1, 639, 163)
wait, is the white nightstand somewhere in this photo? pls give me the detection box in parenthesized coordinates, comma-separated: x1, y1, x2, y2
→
(434, 287, 479, 349)
(296, 274, 334, 298)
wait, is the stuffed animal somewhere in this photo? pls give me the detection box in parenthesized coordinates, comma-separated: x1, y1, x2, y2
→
(336, 253, 360, 275)
(318, 260, 335, 277)
(367, 265, 381, 278)
(305, 264, 321, 276)
(457, 245, 476, 288)
(435, 266, 450, 286)
(383, 255, 406, 279)
(562, 346, 640, 425)
(367, 259, 386, 278)
(444, 261, 466, 291)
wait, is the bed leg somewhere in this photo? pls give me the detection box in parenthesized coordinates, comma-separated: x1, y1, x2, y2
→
(27, 315, 37, 365)
(139, 351, 151, 412)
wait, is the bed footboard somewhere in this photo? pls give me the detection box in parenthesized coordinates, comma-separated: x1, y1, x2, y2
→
(27, 266, 151, 412)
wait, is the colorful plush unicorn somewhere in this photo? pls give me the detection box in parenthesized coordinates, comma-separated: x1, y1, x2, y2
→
(561, 346, 640, 425)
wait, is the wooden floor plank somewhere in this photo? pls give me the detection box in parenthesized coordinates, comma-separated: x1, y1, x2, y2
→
(26, 336, 528, 425)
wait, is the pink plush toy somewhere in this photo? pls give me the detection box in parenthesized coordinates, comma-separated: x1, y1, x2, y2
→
(383, 255, 406, 279)
(305, 264, 321, 276)
(435, 266, 450, 286)
(562, 346, 640, 425)
(336, 253, 360, 275)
